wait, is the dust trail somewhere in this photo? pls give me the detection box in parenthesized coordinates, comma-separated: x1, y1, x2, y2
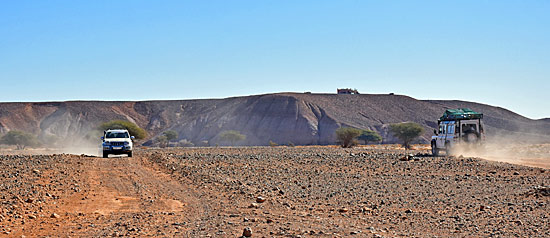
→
(450, 142, 550, 169)
(54, 132, 102, 157)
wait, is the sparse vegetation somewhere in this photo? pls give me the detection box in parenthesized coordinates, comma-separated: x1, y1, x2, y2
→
(163, 130, 178, 142)
(335, 127, 362, 148)
(178, 139, 194, 147)
(358, 129, 382, 144)
(0, 130, 40, 149)
(219, 130, 246, 146)
(269, 140, 278, 147)
(98, 120, 147, 139)
(389, 122, 425, 149)
(156, 135, 168, 148)
(287, 141, 295, 147)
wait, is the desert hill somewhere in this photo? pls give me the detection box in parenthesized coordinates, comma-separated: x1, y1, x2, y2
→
(0, 93, 548, 146)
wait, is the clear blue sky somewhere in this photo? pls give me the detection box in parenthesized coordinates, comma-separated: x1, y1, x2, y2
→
(1, 1, 548, 119)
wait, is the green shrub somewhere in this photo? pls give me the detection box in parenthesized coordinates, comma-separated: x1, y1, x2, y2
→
(219, 130, 246, 146)
(389, 122, 425, 149)
(156, 135, 168, 148)
(335, 127, 362, 148)
(358, 129, 382, 144)
(0, 131, 40, 149)
(163, 130, 178, 142)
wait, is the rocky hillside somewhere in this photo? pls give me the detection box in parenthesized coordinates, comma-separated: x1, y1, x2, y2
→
(0, 93, 549, 146)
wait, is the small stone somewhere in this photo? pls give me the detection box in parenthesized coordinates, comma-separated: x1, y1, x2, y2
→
(513, 171, 520, 175)
(51, 213, 60, 218)
(405, 209, 413, 214)
(28, 215, 37, 219)
(25, 198, 34, 203)
(32, 169, 40, 174)
(243, 227, 252, 237)
(266, 218, 273, 223)
(338, 208, 349, 213)
(249, 203, 259, 208)
(256, 196, 266, 203)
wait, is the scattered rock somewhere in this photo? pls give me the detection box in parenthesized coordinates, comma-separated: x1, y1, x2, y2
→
(256, 196, 266, 203)
(338, 208, 349, 213)
(51, 213, 60, 218)
(243, 227, 252, 237)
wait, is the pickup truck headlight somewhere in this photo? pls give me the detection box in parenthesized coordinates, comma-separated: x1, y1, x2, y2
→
(124, 142, 130, 145)
(103, 141, 111, 146)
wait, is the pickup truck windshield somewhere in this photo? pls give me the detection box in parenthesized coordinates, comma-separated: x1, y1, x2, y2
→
(105, 132, 129, 138)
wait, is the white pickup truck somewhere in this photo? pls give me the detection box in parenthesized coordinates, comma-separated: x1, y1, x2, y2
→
(101, 129, 135, 158)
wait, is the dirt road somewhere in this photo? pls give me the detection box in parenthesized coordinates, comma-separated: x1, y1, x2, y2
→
(1, 146, 549, 237)
(5, 155, 204, 237)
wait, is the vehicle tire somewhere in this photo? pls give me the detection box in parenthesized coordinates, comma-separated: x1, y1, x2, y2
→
(431, 141, 439, 156)
(128, 151, 133, 157)
(466, 133, 478, 143)
(103, 152, 108, 158)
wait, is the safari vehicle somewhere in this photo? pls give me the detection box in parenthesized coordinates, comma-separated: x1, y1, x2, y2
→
(431, 108, 484, 156)
(101, 129, 134, 158)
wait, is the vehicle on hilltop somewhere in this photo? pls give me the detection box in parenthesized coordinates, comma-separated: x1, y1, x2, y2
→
(431, 108, 484, 156)
(101, 129, 134, 158)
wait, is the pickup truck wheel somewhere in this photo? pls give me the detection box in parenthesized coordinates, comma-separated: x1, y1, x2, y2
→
(431, 141, 439, 156)
(103, 152, 108, 158)
(128, 151, 133, 157)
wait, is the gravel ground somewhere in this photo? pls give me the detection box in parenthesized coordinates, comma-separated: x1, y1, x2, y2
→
(0, 145, 549, 237)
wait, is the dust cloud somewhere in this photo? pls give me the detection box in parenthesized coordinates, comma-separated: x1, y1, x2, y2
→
(53, 131, 102, 157)
(450, 133, 550, 169)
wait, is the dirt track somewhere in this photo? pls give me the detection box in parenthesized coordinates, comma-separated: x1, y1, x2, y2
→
(0, 146, 549, 237)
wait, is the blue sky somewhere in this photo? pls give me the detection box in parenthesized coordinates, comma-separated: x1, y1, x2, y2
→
(1, 1, 548, 119)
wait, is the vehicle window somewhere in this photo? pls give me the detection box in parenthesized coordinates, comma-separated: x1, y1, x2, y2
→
(106, 132, 129, 138)
(462, 124, 477, 133)
(447, 125, 454, 134)
(439, 125, 443, 134)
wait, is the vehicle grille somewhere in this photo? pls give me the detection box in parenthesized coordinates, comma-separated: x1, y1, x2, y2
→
(111, 142, 125, 146)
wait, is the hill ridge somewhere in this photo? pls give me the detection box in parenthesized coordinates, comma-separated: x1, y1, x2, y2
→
(0, 93, 548, 146)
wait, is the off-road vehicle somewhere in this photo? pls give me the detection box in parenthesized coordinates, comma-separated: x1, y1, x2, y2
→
(431, 108, 484, 156)
(101, 129, 134, 158)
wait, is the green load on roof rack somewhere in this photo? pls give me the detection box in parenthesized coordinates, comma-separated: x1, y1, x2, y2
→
(440, 108, 483, 121)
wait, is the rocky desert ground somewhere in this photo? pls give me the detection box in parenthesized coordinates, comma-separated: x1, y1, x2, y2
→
(0, 145, 549, 237)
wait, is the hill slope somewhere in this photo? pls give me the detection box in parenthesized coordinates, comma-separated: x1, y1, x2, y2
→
(0, 93, 548, 146)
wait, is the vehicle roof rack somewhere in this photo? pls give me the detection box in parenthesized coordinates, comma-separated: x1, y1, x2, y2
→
(440, 108, 483, 121)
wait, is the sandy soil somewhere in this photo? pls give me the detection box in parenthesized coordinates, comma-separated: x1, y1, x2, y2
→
(0, 145, 549, 237)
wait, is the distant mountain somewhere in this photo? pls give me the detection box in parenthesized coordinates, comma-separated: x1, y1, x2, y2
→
(1, 93, 549, 146)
